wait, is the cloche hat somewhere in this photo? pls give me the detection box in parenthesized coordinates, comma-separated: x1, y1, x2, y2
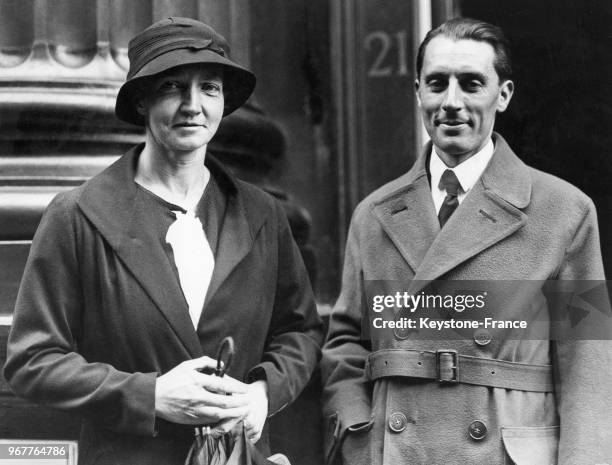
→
(115, 17, 256, 126)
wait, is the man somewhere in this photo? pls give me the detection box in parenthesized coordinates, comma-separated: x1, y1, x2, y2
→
(322, 17, 611, 465)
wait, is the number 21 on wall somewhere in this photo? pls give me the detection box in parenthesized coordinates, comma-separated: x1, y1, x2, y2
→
(365, 30, 409, 77)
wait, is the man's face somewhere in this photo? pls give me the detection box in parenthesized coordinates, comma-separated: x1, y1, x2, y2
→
(416, 37, 513, 165)
(140, 63, 225, 154)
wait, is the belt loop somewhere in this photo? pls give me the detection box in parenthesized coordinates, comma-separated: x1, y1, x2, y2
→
(436, 349, 459, 383)
(365, 354, 373, 380)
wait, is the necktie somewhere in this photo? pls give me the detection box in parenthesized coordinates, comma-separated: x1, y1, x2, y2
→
(166, 210, 214, 328)
(438, 169, 462, 227)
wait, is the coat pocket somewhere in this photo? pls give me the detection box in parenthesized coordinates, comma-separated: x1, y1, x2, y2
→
(324, 411, 374, 465)
(340, 419, 374, 465)
(501, 426, 559, 465)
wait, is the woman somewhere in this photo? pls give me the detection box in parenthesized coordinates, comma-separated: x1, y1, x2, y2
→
(4, 17, 323, 465)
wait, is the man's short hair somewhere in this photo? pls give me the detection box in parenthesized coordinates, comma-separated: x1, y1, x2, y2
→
(416, 17, 512, 82)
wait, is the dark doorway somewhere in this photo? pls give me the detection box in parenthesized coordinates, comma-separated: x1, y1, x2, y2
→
(462, 0, 612, 275)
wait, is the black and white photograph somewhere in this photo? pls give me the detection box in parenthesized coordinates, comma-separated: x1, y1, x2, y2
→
(0, 1, 610, 464)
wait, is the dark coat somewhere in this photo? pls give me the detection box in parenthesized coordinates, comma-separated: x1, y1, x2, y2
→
(4, 145, 324, 465)
(322, 134, 612, 465)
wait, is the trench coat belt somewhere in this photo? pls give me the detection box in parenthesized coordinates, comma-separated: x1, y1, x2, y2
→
(365, 349, 554, 392)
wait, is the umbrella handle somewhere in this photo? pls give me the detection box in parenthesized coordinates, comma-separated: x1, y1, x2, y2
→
(215, 336, 235, 377)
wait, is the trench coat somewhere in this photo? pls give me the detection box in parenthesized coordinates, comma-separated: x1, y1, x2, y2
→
(3, 145, 324, 465)
(321, 134, 612, 465)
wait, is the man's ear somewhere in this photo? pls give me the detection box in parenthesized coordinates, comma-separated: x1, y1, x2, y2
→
(496, 79, 514, 113)
(415, 79, 422, 107)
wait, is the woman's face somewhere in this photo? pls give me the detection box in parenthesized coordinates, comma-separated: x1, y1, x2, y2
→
(140, 63, 224, 154)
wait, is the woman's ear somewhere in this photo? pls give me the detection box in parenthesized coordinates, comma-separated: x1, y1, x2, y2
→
(136, 99, 146, 116)
(133, 85, 147, 116)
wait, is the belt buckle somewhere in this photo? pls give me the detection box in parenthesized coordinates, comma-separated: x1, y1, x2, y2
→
(436, 349, 458, 383)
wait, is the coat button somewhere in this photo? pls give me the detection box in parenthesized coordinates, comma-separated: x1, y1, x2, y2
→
(468, 420, 487, 440)
(394, 326, 410, 340)
(393, 308, 412, 340)
(473, 329, 492, 346)
(388, 412, 408, 433)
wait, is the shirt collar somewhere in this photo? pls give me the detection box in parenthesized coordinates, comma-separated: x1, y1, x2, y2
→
(429, 138, 495, 193)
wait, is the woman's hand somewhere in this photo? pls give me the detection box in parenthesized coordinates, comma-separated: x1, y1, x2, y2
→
(154, 356, 249, 429)
(206, 380, 269, 442)
(243, 380, 269, 443)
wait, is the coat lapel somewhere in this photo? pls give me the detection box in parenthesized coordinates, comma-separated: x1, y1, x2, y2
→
(76, 147, 267, 354)
(76, 146, 199, 357)
(121, 189, 203, 356)
(372, 155, 440, 274)
(413, 134, 532, 285)
(374, 134, 532, 289)
(201, 169, 264, 313)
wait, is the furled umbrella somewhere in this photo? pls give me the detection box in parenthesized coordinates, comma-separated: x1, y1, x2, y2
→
(184, 337, 285, 465)
(184, 336, 235, 465)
